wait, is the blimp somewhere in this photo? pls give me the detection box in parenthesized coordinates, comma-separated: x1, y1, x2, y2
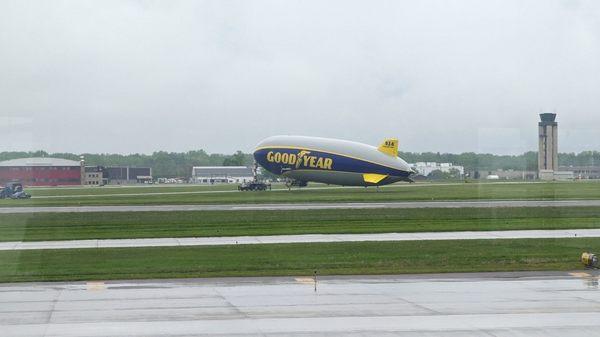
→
(253, 135, 415, 186)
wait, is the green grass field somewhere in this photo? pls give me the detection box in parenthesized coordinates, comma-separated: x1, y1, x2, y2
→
(2, 207, 600, 242)
(25, 183, 242, 196)
(2, 181, 600, 207)
(2, 181, 599, 283)
(0, 238, 596, 282)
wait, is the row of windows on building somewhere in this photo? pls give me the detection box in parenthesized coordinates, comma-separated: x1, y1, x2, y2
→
(198, 178, 232, 183)
(5, 167, 78, 171)
(14, 178, 80, 183)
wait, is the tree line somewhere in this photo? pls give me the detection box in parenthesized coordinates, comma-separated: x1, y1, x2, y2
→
(398, 151, 539, 171)
(0, 150, 253, 178)
(398, 151, 600, 171)
(1, 150, 599, 178)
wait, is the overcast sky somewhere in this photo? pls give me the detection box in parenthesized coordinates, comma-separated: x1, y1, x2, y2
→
(1, 0, 599, 155)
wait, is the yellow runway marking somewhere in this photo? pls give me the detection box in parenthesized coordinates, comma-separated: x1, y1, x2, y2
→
(295, 277, 315, 284)
(569, 272, 591, 278)
(86, 281, 106, 291)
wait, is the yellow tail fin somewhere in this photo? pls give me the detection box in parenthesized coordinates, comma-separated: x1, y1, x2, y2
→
(378, 138, 398, 157)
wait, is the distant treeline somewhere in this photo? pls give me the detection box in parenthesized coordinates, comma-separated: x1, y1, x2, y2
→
(0, 150, 253, 178)
(1, 150, 600, 178)
(400, 151, 600, 171)
(399, 151, 538, 171)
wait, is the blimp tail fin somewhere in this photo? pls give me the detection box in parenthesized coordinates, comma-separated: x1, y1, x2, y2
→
(363, 173, 388, 184)
(378, 138, 398, 157)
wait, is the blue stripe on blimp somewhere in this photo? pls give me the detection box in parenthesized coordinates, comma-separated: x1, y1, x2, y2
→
(253, 147, 409, 177)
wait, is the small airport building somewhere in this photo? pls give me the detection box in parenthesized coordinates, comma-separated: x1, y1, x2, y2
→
(409, 162, 465, 177)
(0, 157, 82, 186)
(192, 166, 254, 184)
(103, 166, 153, 184)
(84, 166, 107, 186)
(561, 166, 600, 180)
(82, 166, 153, 185)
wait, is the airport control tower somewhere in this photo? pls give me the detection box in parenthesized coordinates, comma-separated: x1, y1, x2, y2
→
(538, 113, 558, 176)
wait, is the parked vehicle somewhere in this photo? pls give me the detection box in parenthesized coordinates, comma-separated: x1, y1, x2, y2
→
(0, 181, 31, 199)
(238, 181, 271, 191)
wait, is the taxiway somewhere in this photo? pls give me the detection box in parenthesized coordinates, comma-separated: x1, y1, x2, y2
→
(0, 228, 596, 251)
(2, 199, 600, 213)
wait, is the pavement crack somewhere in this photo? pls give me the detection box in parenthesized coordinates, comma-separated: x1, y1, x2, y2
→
(212, 287, 249, 320)
(396, 296, 441, 315)
(42, 287, 62, 337)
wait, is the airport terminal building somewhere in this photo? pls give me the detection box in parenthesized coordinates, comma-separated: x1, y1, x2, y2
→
(409, 162, 465, 177)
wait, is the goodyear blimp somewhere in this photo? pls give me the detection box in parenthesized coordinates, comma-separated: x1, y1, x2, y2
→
(253, 135, 415, 186)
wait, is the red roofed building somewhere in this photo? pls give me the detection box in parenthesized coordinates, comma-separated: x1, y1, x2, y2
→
(0, 157, 82, 186)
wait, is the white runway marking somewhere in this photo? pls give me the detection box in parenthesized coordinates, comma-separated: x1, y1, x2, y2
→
(0, 228, 597, 251)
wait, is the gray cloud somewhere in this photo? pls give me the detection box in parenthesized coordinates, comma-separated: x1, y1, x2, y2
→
(1, 0, 599, 154)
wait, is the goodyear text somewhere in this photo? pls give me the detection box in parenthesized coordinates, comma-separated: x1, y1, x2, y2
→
(266, 150, 333, 170)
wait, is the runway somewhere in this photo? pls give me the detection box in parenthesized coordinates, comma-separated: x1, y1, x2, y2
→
(1, 228, 597, 251)
(2, 271, 599, 336)
(2, 198, 600, 213)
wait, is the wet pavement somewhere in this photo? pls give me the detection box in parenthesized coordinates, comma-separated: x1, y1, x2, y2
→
(1, 271, 600, 336)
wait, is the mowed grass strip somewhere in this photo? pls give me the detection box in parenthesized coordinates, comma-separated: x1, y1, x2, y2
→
(25, 183, 240, 196)
(2, 207, 600, 242)
(25, 182, 333, 197)
(0, 238, 597, 282)
(2, 181, 600, 207)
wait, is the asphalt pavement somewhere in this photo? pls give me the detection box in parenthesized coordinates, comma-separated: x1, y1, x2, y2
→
(2, 271, 599, 336)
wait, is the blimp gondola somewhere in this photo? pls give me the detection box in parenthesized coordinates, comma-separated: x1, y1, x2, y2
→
(253, 135, 415, 187)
